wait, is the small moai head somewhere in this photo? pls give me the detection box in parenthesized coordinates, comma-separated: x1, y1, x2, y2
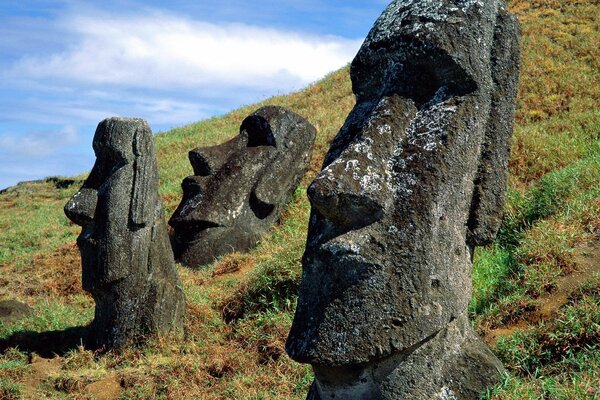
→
(287, 0, 519, 397)
(65, 117, 159, 291)
(169, 106, 316, 267)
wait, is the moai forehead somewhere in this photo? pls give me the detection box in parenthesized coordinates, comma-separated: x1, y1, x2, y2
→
(90, 118, 152, 166)
(350, 0, 501, 105)
(286, 0, 519, 366)
(169, 106, 316, 267)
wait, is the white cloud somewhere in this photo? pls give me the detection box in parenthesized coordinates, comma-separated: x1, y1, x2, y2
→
(9, 11, 362, 91)
(0, 126, 79, 157)
(128, 97, 214, 126)
(0, 6, 366, 189)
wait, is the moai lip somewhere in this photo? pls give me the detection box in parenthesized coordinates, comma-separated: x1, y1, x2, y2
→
(286, 0, 520, 399)
(65, 117, 185, 349)
(169, 106, 316, 268)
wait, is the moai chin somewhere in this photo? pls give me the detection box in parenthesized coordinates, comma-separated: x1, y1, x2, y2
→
(65, 117, 185, 349)
(286, 0, 520, 399)
(169, 106, 316, 267)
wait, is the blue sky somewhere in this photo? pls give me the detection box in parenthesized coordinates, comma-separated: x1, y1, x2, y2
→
(0, 1, 388, 189)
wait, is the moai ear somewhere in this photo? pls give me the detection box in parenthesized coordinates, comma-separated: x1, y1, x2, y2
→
(250, 143, 301, 221)
(248, 107, 317, 221)
(250, 171, 278, 220)
(130, 124, 158, 227)
(467, 9, 520, 246)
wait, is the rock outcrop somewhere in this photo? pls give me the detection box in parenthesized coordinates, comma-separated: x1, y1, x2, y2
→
(286, 0, 520, 398)
(169, 106, 316, 267)
(65, 117, 185, 349)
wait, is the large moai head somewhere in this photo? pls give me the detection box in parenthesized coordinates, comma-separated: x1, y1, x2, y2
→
(286, 0, 519, 398)
(169, 106, 316, 267)
(65, 117, 185, 349)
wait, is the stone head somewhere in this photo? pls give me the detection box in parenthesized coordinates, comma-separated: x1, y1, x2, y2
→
(287, 0, 519, 368)
(169, 106, 316, 267)
(65, 117, 159, 290)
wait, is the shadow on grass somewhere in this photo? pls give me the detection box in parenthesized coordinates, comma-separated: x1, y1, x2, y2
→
(0, 326, 92, 357)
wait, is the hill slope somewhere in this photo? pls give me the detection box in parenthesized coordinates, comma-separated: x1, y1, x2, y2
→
(1, 0, 599, 398)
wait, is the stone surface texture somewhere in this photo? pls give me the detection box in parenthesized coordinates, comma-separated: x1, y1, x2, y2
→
(286, 0, 520, 398)
(65, 117, 185, 349)
(169, 106, 316, 267)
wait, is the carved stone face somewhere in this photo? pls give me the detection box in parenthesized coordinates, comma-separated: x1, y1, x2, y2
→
(287, 0, 519, 369)
(169, 106, 316, 267)
(64, 117, 185, 349)
(65, 118, 158, 291)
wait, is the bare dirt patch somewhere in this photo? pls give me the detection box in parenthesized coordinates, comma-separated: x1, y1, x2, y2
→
(484, 240, 600, 343)
(212, 254, 256, 280)
(538, 241, 600, 319)
(485, 320, 530, 345)
(21, 355, 62, 399)
(537, 242, 599, 318)
(0, 300, 32, 324)
(84, 373, 122, 400)
(15, 355, 122, 400)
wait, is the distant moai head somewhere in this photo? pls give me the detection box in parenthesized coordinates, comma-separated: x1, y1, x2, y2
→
(169, 106, 316, 267)
(287, 0, 519, 398)
(65, 118, 158, 289)
(65, 117, 184, 349)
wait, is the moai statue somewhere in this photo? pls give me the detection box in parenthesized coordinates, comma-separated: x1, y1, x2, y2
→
(169, 106, 316, 267)
(286, 0, 520, 399)
(65, 118, 185, 349)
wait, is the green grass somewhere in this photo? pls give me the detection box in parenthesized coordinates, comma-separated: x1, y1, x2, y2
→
(471, 246, 517, 316)
(0, 297, 93, 339)
(0, 0, 599, 398)
(486, 288, 600, 399)
(0, 377, 23, 400)
(0, 181, 80, 269)
(472, 153, 600, 319)
(495, 289, 599, 374)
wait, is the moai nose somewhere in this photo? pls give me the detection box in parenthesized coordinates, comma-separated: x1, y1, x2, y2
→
(306, 95, 418, 231)
(64, 188, 98, 227)
(307, 163, 384, 230)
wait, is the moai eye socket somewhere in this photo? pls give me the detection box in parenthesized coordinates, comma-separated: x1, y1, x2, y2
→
(188, 113, 279, 177)
(352, 39, 478, 108)
(189, 136, 246, 177)
(242, 115, 277, 147)
(393, 54, 478, 107)
(189, 151, 214, 176)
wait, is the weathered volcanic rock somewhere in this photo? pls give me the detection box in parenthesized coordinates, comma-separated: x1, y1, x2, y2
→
(169, 106, 316, 267)
(286, 0, 520, 399)
(65, 117, 185, 349)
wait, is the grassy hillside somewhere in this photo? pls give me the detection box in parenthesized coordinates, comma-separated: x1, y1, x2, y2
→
(1, 0, 599, 398)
